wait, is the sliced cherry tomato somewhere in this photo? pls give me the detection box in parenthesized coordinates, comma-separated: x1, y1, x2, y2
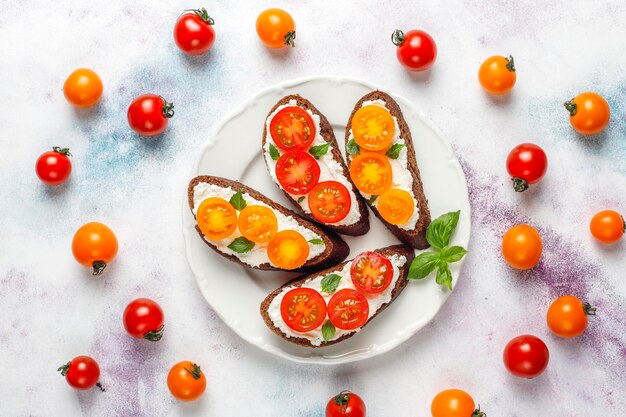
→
(478, 55, 516, 95)
(590, 210, 624, 243)
(392, 29, 437, 71)
(256, 8, 296, 48)
(167, 361, 206, 402)
(36, 147, 72, 186)
(377, 188, 415, 225)
(564, 92, 610, 135)
(547, 295, 595, 338)
(58, 355, 101, 390)
(173, 8, 215, 56)
(280, 287, 327, 332)
(63, 68, 103, 108)
(501, 224, 542, 270)
(196, 197, 237, 241)
(308, 181, 351, 224)
(326, 391, 366, 417)
(350, 251, 394, 295)
(123, 298, 165, 341)
(237, 205, 278, 243)
(72, 222, 118, 275)
(275, 150, 320, 195)
(267, 230, 310, 270)
(270, 107, 316, 151)
(506, 143, 548, 192)
(127, 94, 174, 137)
(349, 152, 393, 195)
(431, 389, 483, 417)
(503, 334, 549, 379)
(351, 105, 395, 151)
(328, 289, 369, 330)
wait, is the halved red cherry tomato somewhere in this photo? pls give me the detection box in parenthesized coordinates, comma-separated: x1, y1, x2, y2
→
(328, 289, 369, 330)
(308, 181, 351, 224)
(270, 107, 316, 151)
(280, 287, 327, 332)
(350, 252, 394, 295)
(267, 230, 310, 270)
(275, 150, 320, 195)
(351, 105, 395, 151)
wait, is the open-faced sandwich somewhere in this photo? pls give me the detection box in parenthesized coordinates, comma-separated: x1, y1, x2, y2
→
(260, 244, 414, 347)
(345, 91, 431, 248)
(188, 176, 349, 272)
(262, 95, 369, 236)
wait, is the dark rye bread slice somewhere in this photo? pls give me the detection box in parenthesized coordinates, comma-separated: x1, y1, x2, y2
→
(345, 91, 431, 249)
(262, 95, 370, 236)
(188, 175, 349, 273)
(260, 244, 415, 347)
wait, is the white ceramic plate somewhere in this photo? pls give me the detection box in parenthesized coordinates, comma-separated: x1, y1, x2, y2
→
(182, 76, 471, 364)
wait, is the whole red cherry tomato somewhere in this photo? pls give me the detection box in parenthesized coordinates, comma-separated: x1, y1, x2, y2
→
(506, 143, 548, 192)
(123, 298, 165, 341)
(58, 355, 103, 391)
(392, 29, 437, 71)
(174, 8, 215, 56)
(326, 390, 366, 417)
(35, 147, 72, 185)
(127, 94, 174, 137)
(503, 334, 549, 378)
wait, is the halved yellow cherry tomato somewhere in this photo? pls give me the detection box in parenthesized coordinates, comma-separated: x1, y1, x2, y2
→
(349, 152, 393, 195)
(377, 188, 415, 225)
(196, 197, 237, 241)
(237, 205, 278, 243)
(267, 230, 310, 270)
(351, 105, 395, 151)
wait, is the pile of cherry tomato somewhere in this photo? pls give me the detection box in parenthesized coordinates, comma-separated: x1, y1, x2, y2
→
(34, 4, 623, 415)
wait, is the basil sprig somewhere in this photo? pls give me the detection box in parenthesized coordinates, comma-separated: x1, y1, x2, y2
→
(320, 273, 342, 293)
(346, 139, 360, 155)
(269, 143, 281, 161)
(309, 142, 331, 159)
(322, 321, 336, 342)
(386, 143, 405, 159)
(227, 236, 255, 253)
(308, 238, 324, 245)
(229, 190, 246, 210)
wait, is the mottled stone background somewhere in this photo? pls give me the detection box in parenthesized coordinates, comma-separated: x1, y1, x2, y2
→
(0, 1, 624, 416)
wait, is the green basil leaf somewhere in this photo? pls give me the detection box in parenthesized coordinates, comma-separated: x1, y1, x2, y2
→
(321, 273, 342, 293)
(229, 190, 247, 211)
(441, 246, 468, 263)
(407, 251, 441, 279)
(435, 263, 453, 290)
(347, 139, 360, 155)
(269, 143, 281, 161)
(309, 142, 331, 159)
(297, 196, 305, 204)
(322, 321, 336, 342)
(369, 195, 378, 204)
(386, 143, 406, 159)
(308, 238, 324, 245)
(426, 210, 461, 249)
(227, 236, 255, 253)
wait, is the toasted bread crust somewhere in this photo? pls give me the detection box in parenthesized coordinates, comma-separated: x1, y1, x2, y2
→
(260, 244, 415, 347)
(188, 175, 350, 273)
(262, 95, 370, 236)
(345, 91, 431, 249)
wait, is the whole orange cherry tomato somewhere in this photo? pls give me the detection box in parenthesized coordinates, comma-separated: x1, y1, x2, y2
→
(167, 361, 206, 402)
(564, 92, 610, 135)
(72, 222, 118, 275)
(63, 68, 103, 108)
(256, 8, 295, 48)
(590, 210, 624, 243)
(547, 295, 596, 338)
(431, 389, 485, 417)
(501, 224, 542, 270)
(478, 55, 516, 94)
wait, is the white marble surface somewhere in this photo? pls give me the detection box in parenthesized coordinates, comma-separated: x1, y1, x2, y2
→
(0, 1, 625, 416)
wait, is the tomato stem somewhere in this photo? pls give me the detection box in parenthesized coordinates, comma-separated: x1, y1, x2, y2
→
(583, 302, 597, 316)
(57, 361, 70, 376)
(473, 405, 487, 417)
(53, 146, 72, 157)
(563, 99, 577, 116)
(92, 261, 107, 276)
(506, 55, 515, 72)
(185, 364, 202, 380)
(511, 177, 529, 192)
(96, 382, 106, 392)
(143, 325, 164, 342)
(161, 99, 175, 119)
(189, 7, 214, 25)
(284, 31, 296, 47)
(621, 215, 625, 233)
(391, 29, 405, 46)
(333, 390, 351, 413)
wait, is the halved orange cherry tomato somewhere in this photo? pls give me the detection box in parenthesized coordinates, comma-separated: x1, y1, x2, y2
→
(267, 230, 310, 270)
(377, 188, 415, 225)
(351, 105, 395, 151)
(275, 150, 321, 195)
(308, 181, 351, 224)
(349, 152, 393, 195)
(270, 107, 316, 151)
(237, 205, 278, 243)
(328, 289, 369, 330)
(196, 197, 237, 241)
(280, 287, 327, 332)
(350, 251, 394, 295)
